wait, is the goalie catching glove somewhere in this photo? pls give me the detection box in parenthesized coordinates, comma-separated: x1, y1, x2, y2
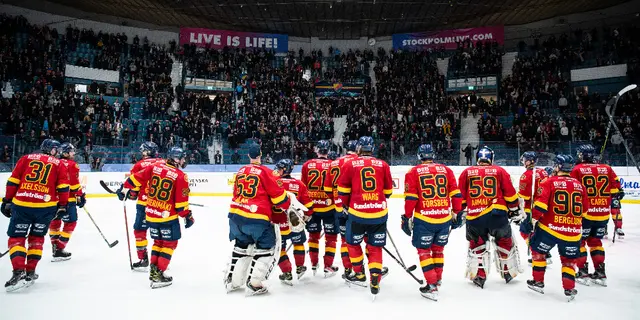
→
(285, 191, 310, 232)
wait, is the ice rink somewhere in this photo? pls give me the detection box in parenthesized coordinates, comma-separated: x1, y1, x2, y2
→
(1, 197, 639, 319)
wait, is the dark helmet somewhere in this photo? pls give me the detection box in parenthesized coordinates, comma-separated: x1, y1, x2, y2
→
(476, 146, 494, 164)
(346, 140, 358, 152)
(248, 143, 262, 159)
(60, 142, 76, 158)
(554, 154, 575, 173)
(328, 151, 338, 160)
(357, 136, 374, 153)
(275, 158, 294, 176)
(40, 139, 61, 156)
(316, 140, 330, 155)
(576, 144, 596, 163)
(140, 141, 159, 157)
(520, 151, 537, 167)
(417, 144, 435, 161)
(544, 166, 554, 176)
(167, 147, 187, 169)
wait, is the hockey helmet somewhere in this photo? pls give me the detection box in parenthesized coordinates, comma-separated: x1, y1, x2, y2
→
(275, 159, 294, 176)
(346, 140, 358, 152)
(576, 144, 596, 163)
(357, 136, 375, 153)
(417, 144, 435, 161)
(554, 154, 575, 173)
(167, 147, 187, 169)
(316, 140, 330, 156)
(140, 141, 159, 157)
(40, 139, 61, 156)
(476, 146, 494, 165)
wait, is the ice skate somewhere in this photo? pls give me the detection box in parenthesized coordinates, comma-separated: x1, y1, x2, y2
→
(575, 263, 591, 286)
(246, 282, 269, 296)
(51, 243, 72, 262)
(4, 270, 27, 293)
(370, 273, 380, 300)
(526, 279, 544, 294)
(311, 264, 319, 276)
(419, 283, 438, 301)
(473, 276, 486, 289)
(24, 271, 39, 289)
(345, 271, 367, 287)
(149, 264, 172, 289)
(591, 263, 607, 287)
(279, 272, 293, 286)
(323, 266, 339, 278)
(565, 288, 577, 302)
(341, 267, 353, 280)
(296, 266, 307, 279)
(615, 228, 624, 239)
(381, 266, 389, 279)
(132, 255, 150, 272)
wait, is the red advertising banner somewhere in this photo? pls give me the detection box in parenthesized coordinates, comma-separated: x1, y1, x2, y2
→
(392, 26, 504, 50)
(179, 28, 288, 53)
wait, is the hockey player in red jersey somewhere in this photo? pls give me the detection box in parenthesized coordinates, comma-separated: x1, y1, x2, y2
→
(517, 151, 551, 265)
(571, 144, 621, 286)
(337, 136, 393, 297)
(458, 146, 525, 289)
(1, 139, 69, 292)
(273, 159, 314, 284)
(301, 140, 338, 277)
(403, 144, 463, 301)
(49, 143, 86, 262)
(324, 140, 358, 278)
(529, 154, 588, 301)
(116, 141, 164, 271)
(224, 144, 308, 295)
(122, 147, 194, 289)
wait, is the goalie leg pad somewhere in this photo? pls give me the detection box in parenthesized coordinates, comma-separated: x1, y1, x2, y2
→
(247, 247, 276, 289)
(493, 235, 522, 278)
(465, 242, 489, 280)
(224, 245, 253, 292)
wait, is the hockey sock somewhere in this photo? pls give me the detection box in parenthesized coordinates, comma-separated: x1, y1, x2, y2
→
(418, 248, 437, 285)
(587, 237, 605, 267)
(308, 232, 321, 266)
(531, 251, 547, 283)
(8, 237, 27, 271)
(432, 245, 445, 282)
(134, 229, 148, 260)
(57, 221, 77, 250)
(577, 239, 588, 268)
(560, 257, 577, 290)
(25, 235, 44, 272)
(49, 218, 62, 247)
(340, 241, 352, 269)
(347, 244, 365, 273)
(323, 233, 337, 267)
(154, 240, 178, 272)
(366, 244, 382, 277)
(278, 241, 292, 273)
(293, 244, 306, 267)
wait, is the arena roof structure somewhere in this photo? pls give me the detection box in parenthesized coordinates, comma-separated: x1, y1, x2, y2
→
(9, 0, 635, 39)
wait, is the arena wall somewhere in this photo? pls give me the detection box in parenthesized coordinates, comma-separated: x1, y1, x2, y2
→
(1, 166, 638, 203)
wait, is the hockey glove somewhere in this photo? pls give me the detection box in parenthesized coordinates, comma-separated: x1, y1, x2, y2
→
(519, 215, 533, 235)
(116, 185, 127, 201)
(401, 215, 413, 236)
(509, 208, 526, 224)
(76, 193, 87, 208)
(1, 198, 11, 218)
(612, 198, 621, 209)
(184, 211, 195, 229)
(451, 210, 466, 230)
(615, 190, 625, 200)
(54, 205, 67, 220)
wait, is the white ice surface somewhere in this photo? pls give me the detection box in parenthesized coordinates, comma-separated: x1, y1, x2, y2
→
(1, 198, 639, 319)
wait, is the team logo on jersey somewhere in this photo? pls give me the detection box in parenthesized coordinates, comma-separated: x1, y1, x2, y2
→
(536, 187, 543, 196)
(184, 174, 189, 182)
(182, 188, 190, 197)
(43, 194, 51, 202)
(250, 204, 258, 213)
(162, 211, 170, 218)
(405, 183, 409, 190)
(277, 179, 283, 188)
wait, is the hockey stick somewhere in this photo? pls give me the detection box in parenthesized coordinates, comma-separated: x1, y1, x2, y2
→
(0, 249, 8, 258)
(99, 180, 119, 194)
(603, 85, 640, 174)
(382, 246, 423, 284)
(82, 207, 119, 248)
(600, 84, 637, 159)
(122, 200, 134, 270)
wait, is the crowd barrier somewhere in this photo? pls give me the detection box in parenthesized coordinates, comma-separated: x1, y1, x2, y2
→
(2, 166, 638, 203)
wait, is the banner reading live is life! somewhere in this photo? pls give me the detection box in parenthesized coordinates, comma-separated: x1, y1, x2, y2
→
(392, 26, 504, 50)
(179, 28, 288, 53)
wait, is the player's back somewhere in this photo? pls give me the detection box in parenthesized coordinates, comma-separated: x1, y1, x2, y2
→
(301, 158, 333, 214)
(571, 163, 619, 221)
(324, 154, 358, 201)
(131, 157, 165, 205)
(339, 156, 393, 223)
(458, 165, 518, 220)
(534, 175, 587, 242)
(230, 163, 288, 225)
(10, 153, 69, 208)
(142, 162, 188, 222)
(518, 167, 548, 212)
(406, 163, 461, 223)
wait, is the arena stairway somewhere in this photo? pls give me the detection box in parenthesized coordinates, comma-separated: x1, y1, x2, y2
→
(459, 113, 480, 165)
(502, 52, 518, 78)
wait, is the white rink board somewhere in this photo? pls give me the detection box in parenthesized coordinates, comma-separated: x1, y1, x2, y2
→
(1, 165, 639, 201)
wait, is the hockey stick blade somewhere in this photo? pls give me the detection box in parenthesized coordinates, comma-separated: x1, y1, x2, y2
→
(407, 265, 417, 272)
(99, 180, 119, 194)
(109, 240, 120, 248)
(0, 249, 8, 258)
(618, 84, 637, 97)
(189, 203, 206, 207)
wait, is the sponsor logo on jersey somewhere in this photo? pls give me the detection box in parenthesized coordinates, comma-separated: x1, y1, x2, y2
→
(352, 202, 386, 210)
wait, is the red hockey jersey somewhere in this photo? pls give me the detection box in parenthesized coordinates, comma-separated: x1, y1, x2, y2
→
(62, 158, 84, 204)
(570, 163, 620, 221)
(5, 153, 70, 208)
(404, 163, 463, 224)
(324, 153, 358, 204)
(229, 164, 291, 225)
(301, 158, 334, 214)
(518, 167, 548, 214)
(124, 162, 191, 223)
(458, 165, 519, 221)
(129, 157, 165, 206)
(275, 176, 314, 237)
(533, 175, 589, 242)
(337, 156, 393, 224)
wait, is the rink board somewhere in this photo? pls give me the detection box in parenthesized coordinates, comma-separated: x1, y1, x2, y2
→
(1, 165, 639, 203)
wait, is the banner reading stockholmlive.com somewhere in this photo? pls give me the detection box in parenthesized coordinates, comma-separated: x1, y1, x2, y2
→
(392, 26, 504, 50)
(179, 27, 288, 53)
